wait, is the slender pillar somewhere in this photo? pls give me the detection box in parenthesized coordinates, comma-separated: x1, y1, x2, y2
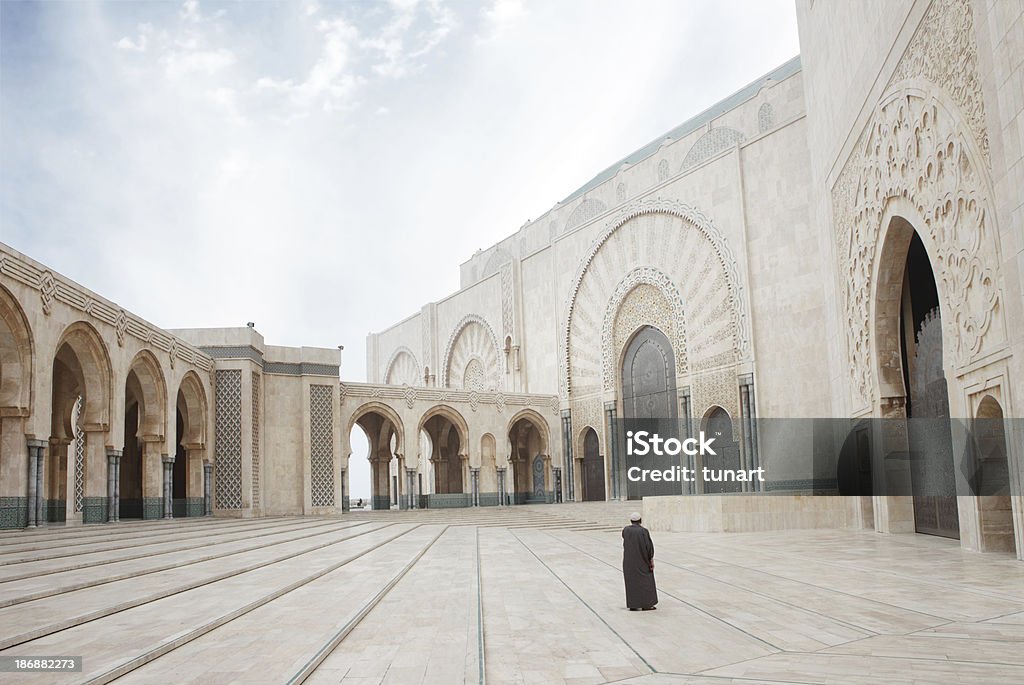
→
(26, 439, 44, 527)
(496, 467, 506, 506)
(406, 469, 416, 510)
(34, 442, 45, 525)
(203, 461, 213, 516)
(341, 468, 349, 512)
(106, 448, 121, 523)
(680, 388, 694, 495)
(739, 375, 760, 493)
(560, 411, 574, 502)
(471, 468, 480, 507)
(605, 402, 620, 500)
(553, 467, 562, 503)
(163, 455, 174, 519)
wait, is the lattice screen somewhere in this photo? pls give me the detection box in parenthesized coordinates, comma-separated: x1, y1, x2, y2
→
(214, 370, 242, 509)
(310, 384, 335, 506)
(251, 372, 260, 509)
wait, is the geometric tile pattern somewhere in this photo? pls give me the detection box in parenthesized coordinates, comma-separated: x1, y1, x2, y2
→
(73, 394, 84, 513)
(251, 372, 261, 510)
(757, 102, 774, 133)
(214, 369, 242, 510)
(310, 384, 334, 507)
(681, 126, 744, 170)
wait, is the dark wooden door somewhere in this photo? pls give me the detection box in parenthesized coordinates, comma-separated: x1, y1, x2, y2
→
(582, 428, 605, 502)
(908, 309, 959, 539)
(621, 326, 680, 498)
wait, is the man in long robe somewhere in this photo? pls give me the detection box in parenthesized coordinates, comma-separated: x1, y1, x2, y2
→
(622, 512, 658, 610)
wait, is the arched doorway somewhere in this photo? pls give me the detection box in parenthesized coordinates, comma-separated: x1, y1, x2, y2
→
(350, 405, 403, 510)
(50, 323, 111, 524)
(480, 433, 497, 506)
(702, 407, 741, 494)
(897, 229, 958, 538)
(621, 325, 679, 499)
(508, 412, 547, 504)
(971, 395, 1015, 553)
(581, 427, 605, 502)
(176, 372, 208, 517)
(622, 326, 677, 419)
(0, 285, 33, 527)
(419, 406, 469, 507)
(122, 351, 166, 520)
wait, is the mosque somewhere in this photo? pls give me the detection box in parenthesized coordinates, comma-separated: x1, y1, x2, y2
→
(1, 0, 1022, 561)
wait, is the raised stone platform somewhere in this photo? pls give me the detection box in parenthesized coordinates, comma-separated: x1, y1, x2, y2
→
(643, 494, 871, 532)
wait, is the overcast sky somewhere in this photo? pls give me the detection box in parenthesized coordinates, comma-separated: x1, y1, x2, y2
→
(1, 0, 799, 497)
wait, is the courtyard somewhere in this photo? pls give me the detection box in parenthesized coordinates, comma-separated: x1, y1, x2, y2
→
(0, 503, 1022, 684)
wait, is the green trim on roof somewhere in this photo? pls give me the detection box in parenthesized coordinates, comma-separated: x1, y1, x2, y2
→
(559, 55, 801, 204)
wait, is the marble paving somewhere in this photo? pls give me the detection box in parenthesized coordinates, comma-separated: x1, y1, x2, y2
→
(0, 503, 1022, 684)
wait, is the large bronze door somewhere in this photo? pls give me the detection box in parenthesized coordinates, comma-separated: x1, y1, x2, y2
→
(908, 309, 959, 538)
(621, 326, 680, 498)
(582, 428, 605, 501)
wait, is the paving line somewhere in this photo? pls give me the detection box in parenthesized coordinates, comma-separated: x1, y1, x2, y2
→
(0, 518, 345, 585)
(533, 529, 781, 653)
(509, 529, 657, 674)
(0, 520, 371, 608)
(550, 530, 878, 639)
(476, 525, 486, 685)
(73, 523, 425, 685)
(0, 522, 397, 651)
(0, 516, 299, 555)
(285, 524, 447, 685)
(636, 538, 955, 624)
(0, 517, 316, 566)
(691, 534, 1024, 605)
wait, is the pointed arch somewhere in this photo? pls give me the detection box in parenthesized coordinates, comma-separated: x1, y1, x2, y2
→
(383, 347, 421, 387)
(54, 321, 112, 428)
(127, 349, 168, 440)
(441, 314, 501, 390)
(0, 283, 33, 415)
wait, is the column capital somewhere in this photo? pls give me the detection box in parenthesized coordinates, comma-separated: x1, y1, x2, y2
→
(106, 447, 123, 459)
(26, 438, 47, 449)
(161, 454, 174, 465)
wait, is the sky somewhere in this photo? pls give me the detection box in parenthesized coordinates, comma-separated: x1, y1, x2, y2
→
(0, 0, 800, 498)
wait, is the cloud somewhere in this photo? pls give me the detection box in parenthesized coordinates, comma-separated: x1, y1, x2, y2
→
(180, 0, 225, 24)
(477, 0, 525, 43)
(115, 23, 153, 52)
(162, 46, 236, 78)
(362, 0, 459, 79)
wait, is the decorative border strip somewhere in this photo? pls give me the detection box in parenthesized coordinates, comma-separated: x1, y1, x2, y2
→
(339, 381, 559, 415)
(0, 243, 214, 372)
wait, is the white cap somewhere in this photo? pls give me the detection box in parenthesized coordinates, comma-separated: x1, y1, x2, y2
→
(630, 511, 642, 522)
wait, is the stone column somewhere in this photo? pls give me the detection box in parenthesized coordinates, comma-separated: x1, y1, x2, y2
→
(141, 440, 163, 520)
(739, 376, 758, 493)
(163, 455, 174, 519)
(471, 468, 480, 507)
(341, 469, 349, 512)
(35, 441, 46, 525)
(203, 461, 213, 516)
(604, 402, 620, 500)
(403, 469, 413, 510)
(553, 467, 562, 503)
(680, 388, 695, 495)
(560, 411, 574, 502)
(82, 430, 110, 524)
(496, 467, 506, 506)
(106, 448, 121, 523)
(26, 439, 44, 527)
